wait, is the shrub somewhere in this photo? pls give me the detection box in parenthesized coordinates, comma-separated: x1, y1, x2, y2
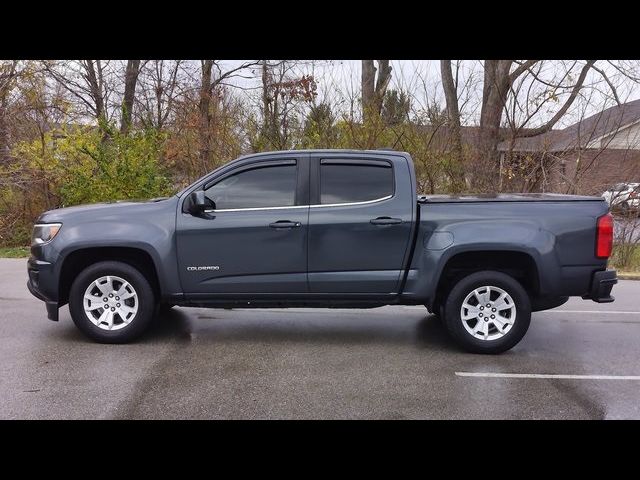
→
(2, 124, 173, 246)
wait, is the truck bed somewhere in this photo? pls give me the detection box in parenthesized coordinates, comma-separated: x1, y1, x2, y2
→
(418, 193, 604, 203)
(405, 192, 611, 306)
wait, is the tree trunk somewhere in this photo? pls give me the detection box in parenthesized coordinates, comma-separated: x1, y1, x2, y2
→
(361, 60, 391, 122)
(0, 102, 9, 165)
(0, 61, 17, 164)
(120, 60, 141, 135)
(472, 60, 512, 190)
(440, 60, 467, 191)
(440, 60, 461, 152)
(83, 60, 106, 123)
(261, 60, 270, 135)
(361, 60, 376, 122)
(479, 60, 512, 163)
(260, 60, 279, 148)
(374, 60, 392, 115)
(199, 60, 213, 171)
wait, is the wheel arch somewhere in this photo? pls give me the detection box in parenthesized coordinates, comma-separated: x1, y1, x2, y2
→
(431, 249, 540, 311)
(58, 246, 161, 306)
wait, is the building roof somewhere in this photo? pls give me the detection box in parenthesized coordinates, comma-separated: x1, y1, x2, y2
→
(496, 99, 640, 153)
(496, 130, 565, 152)
(553, 98, 640, 151)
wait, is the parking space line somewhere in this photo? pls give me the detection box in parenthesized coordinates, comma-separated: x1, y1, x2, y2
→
(539, 310, 640, 315)
(455, 372, 640, 380)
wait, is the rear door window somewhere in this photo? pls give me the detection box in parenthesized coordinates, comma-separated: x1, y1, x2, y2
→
(320, 160, 393, 204)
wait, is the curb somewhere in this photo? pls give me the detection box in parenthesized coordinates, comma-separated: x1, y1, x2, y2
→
(618, 272, 640, 280)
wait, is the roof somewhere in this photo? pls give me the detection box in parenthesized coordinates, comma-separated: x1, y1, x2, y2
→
(236, 148, 410, 160)
(496, 99, 640, 153)
(553, 99, 640, 151)
(427, 125, 571, 153)
(496, 130, 566, 152)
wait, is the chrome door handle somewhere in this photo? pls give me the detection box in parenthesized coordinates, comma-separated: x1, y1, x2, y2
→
(269, 220, 302, 229)
(370, 217, 402, 225)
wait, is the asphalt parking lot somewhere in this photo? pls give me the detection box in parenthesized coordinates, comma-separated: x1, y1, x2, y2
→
(1, 258, 639, 419)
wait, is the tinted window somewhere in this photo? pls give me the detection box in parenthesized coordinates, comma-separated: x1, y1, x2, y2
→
(320, 162, 393, 204)
(206, 164, 297, 209)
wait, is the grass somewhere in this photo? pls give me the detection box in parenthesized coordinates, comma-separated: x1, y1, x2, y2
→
(619, 271, 640, 280)
(611, 243, 640, 273)
(0, 246, 30, 258)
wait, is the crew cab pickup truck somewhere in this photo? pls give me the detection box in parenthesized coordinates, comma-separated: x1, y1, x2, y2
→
(27, 149, 617, 353)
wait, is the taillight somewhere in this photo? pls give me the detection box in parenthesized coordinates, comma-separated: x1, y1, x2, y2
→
(596, 213, 613, 259)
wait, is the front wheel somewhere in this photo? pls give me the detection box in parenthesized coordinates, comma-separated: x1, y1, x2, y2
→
(68, 261, 156, 343)
(443, 271, 531, 354)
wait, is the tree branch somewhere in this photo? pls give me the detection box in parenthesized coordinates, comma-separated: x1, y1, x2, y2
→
(591, 64, 621, 105)
(508, 60, 539, 84)
(512, 60, 596, 139)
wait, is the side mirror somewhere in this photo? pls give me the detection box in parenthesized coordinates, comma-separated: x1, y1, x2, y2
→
(188, 190, 214, 215)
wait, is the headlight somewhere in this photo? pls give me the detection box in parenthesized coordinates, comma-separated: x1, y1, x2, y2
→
(31, 223, 62, 246)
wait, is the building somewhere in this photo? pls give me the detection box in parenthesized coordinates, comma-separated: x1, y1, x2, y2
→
(495, 99, 640, 194)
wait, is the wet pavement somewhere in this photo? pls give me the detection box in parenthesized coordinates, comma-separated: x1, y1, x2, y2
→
(1, 258, 639, 419)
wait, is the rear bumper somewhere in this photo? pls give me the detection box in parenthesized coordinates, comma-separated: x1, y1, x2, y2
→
(582, 269, 617, 303)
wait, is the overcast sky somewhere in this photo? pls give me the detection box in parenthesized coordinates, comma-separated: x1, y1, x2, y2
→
(221, 60, 640, 129)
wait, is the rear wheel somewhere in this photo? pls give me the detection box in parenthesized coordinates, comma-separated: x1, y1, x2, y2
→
(443, 270, 531, 354)
(68, 261, 156, 343)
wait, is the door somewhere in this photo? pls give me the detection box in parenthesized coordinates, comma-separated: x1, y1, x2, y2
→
(307, 155, 414, 294)
(177, 158, 309, 295)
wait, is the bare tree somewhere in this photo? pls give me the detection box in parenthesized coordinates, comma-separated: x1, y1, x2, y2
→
(254, 60, 318, 150)
(0, 61, 20, 164)
(120, 60, 141, 134)
(44, 60, 115, 130)
(438, 60, 602, 190)
(199, 60, 260, 168)
(361, 60, 392, 121)
(441, 60, 595, 159)
(199, 60, 214, 169)
(439, 60, 468, 190)
(440, 60, 462, 156)
(136, 60, 185, 130)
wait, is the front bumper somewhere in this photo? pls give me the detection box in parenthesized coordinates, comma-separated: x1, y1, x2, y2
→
(27, 280, 59, 321)
(27, 256, 59, 321)
(583, 269, 617, 303)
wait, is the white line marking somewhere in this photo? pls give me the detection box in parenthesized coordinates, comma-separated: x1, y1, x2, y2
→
(455, 372, 640, 380)
(539, 310, 640, 315)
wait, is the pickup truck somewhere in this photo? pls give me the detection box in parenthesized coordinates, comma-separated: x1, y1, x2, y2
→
(27, 149, 618, 353)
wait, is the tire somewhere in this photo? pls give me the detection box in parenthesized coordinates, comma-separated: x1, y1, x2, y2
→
(426, 302, 446, 324)
(68, 261, 157, 343)
(442, 270, 531, 354)
(156, 303, 175, 316)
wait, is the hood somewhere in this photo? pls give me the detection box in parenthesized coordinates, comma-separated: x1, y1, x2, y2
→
(36, 196, 176, 224)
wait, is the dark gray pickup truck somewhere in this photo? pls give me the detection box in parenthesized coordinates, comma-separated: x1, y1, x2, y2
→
(27, 149, 617, 353)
